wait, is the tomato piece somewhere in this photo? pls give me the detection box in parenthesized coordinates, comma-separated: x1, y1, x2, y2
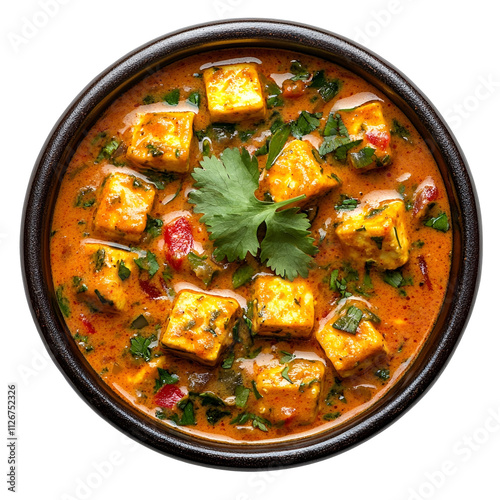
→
(79, 314, 96, 334)
(139, 279, 162, 299)
(154, 384, 184, 409)
(282, 79, 306, 98)
(413, 183, 438, 217)
(164, 217, 193, 270)
(365, 129, 390, 150)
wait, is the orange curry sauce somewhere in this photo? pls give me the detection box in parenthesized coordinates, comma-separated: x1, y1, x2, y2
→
(50, 49, 452, 443)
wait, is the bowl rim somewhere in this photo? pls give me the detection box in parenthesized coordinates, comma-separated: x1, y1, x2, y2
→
(21, 18, 481, 470)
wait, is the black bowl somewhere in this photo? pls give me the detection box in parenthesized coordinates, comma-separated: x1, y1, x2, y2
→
(21, 19, 481, 469)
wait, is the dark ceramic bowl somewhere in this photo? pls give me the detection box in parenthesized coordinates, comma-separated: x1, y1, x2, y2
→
(22, 19, 481, 469)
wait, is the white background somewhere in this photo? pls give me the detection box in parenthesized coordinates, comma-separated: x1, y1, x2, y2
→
(2, 1, 499, 499)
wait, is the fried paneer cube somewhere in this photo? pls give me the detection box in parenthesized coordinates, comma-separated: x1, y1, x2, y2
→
(316, 314, 388, 378)
(203, 63, 266, 123)
(251, 275, 315, 339)
(252, 359, 325, 424)
(127, 112, 195, 172)
(335, 200, 409, 270)
(93, 172, 156, 243)
(340, 102, 392, 171)
(261, 139, 339, 206)
(75, 243, 136, 313)
(161, 290, 240, 366)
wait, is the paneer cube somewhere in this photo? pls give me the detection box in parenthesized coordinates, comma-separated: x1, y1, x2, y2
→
(335, 200, 409, 270)
(93, 172, 156, 243)
(261, 140, 340, 206)
(161, 290, 240, 366)
(127, 112, 195, 173)
(252, 359, 324, 424)
(203, 64, 266, 123)
(340, 102, 392, 171)
(75, 243, 136, 313)
(251, 276, 315, 339)
(317, 318, 387, 378)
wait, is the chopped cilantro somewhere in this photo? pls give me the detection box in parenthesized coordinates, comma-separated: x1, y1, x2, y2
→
(118, 260, 131, 281)
(424, 212, 449, 232)
(146, 143, 164, 157)
(391, 119, 412, 143)
(134, 250, 159, 278)
(187, 91, 201, 107)
(145, 214, 163, 237)
(251, 380, 263, 400)
(55, 285, 70, 318)
(130, 314, 149, 329)
(290, 60, 310, 81)
(232, 265, 254, 289)
(74, 187, 96, 208)
(291, 111, 322, 139)
(235, 385, 250, 408)
(281, 366, 293, 384)
(308, 70, 341, 102)
(129, 334, 154, 361)
(335, 196, 359, 211)
(95, 139, 120, 163)
(222, 351, 235, 370)
(279, 350, 296, 364)
(375, 368, 390, 381)
(154, 367, 179, 393)
(94, 289, 113, 306)
(171, 399, 196, 426)
(206, 408, 230, 425)
(323, 412, 341, 421)
(351, 146, 376, 169)
(332, 306, 363, 334)
(266, 123, 291, 169)
(230, 412, 270, 432)
(164, 88, 180, 105)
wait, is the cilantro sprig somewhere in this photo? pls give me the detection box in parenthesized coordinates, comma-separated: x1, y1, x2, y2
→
(189, 148, 318, 280)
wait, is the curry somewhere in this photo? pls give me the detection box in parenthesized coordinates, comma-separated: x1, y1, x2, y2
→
(50, 48, 452, 443)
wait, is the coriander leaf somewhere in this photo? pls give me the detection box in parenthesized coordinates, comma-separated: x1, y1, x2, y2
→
(235, 386, 250, 408)
(251, 380, 263, 400)
(172, 399, 196, 426)
(323, 412, 341, 421)
(350, 146, 376, 168)
(222, 351, 235, 370)
(291, 111, 322, 139)
(371, 236, 384, 250)
(197, 392, 225, 407)
(206, 408, 230, 425)
(134, 250, 159, 278)
(189, 148, 317, 279)
(266, 123, 291, 169)
(323, 113, 349, 137)
(118, 260, 131, 281)
(145, 214, 163, 237)
(74, 187, 96, 208)
(281, 366, 293, 384)
(383, 269, 404, 288)
(187, 252, 217, 286)
(129, 335, 153, 361)
(154, 368, 179, 392)
(232, 264, 254, 289)
(308, 70, 341, 102)
(333, 306, 363, 334)
(260, 208, 318, 280)
(424, 212, 449, 232)
(335, 196, 359, 211)
(187, 91, 201, 107)
(141, 169, 177, 190)
(164, 88, 180, 105)
(146, 143, 164, 157)
(130, 314, 149, 329)
(319, 136, 362, 160)
(279, 350, 296, 364)
(290, 60, 310, 81)
(375, 368, 390, 381)
(264, 80, 283, 108)
(391, 119, 412, 143)
(142, 95, 155, 105)
(95, 138, 120, 163)
(55, 285, 71, 318)
(94, 289, 113, 306)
